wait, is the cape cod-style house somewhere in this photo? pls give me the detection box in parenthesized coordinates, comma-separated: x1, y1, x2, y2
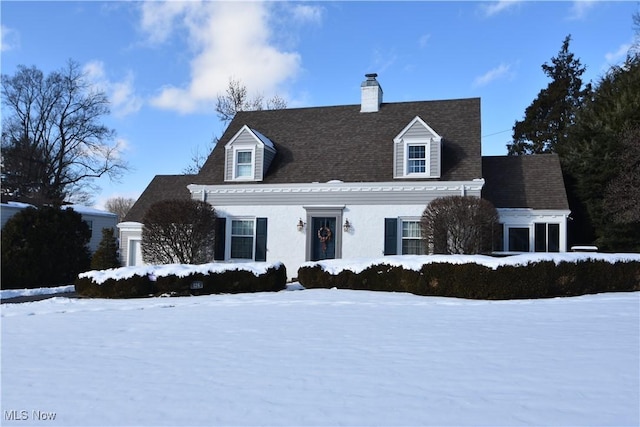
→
(120, 74, 570, 279)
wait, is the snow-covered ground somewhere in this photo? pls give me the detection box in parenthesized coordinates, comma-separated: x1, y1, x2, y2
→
(0, 285, 75, 300)
(1, 287, 638, 426)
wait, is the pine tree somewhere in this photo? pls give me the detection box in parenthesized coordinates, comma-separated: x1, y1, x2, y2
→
(90, 228, 121, 270)
(1, 207, 91, 288)
(507, 35, 591, 155)
(565, 53, 640, 250)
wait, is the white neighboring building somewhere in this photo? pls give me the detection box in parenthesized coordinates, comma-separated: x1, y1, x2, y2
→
(121, 74, 570, 279)
(0, 202, 118, 254)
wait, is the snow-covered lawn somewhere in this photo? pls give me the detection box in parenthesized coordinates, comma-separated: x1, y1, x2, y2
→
(1, 287, 638, 426)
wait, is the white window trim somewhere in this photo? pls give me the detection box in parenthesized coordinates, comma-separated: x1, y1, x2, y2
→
(233, 148, 255, 181)
(226, 217, 256, 261)
(504, 224, 532, 253)
(398, 217, 424, 255)
(404, 140, 431, 177)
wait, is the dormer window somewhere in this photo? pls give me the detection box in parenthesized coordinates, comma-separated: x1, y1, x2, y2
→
(407, 144, 427, 175)
(235, 150, 253, 179)
(393, 116, 442, 179)
(225, 125, 276, 182)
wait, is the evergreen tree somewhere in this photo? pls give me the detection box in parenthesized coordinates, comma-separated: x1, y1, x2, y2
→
(507, 35, 591, 155)
(1, 206, 91, 289)
(565, 53, 640, 251)
(90, 227, 121, 270)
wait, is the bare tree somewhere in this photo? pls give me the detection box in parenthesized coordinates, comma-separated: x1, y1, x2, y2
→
(142, 199, 217, 265)
(215, 77, 287, 123)
(421, 196, 500, 254)
(1, 60, 128, 206)
(183, 77, 287, 174)
(104, 196, 136, 222)
(182, 134, 219, 175)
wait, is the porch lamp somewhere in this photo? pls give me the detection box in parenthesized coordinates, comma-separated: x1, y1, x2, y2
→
(297, 218, 305, 232)
(343, 219, 352, 232)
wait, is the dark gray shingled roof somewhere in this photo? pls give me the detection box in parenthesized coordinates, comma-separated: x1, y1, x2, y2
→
(123, 174, 196, 223)
(195, 98, 482, 184)
(482, 154, 569, 210)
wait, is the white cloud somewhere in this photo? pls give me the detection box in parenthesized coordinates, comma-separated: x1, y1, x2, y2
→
(568, 0, 597, 20)
(1, 25, 20, 52)
(604, 42, 631, 64)
(473, 63, 512, 88)
(290, 4, 324, 25)
(142, 1, 301, 114)
(481, 1, 522, 17)
(83, 61, 143, 118)
(139, 1, 191, 45)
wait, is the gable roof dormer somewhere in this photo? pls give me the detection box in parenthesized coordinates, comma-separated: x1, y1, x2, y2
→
(224, 125, 276, 182)
(393, 116, 442, 179)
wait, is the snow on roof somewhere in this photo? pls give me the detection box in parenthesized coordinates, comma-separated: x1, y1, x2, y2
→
(65, 204, 117, 217)
(302, 253, 640, 275)
(79, 261, 284, 285)
(1, 201, 35, 209)
(0, 202, 115, 217)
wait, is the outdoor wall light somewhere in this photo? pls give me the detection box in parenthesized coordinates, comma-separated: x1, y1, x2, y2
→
(343, 219, 352, 232)
(297, 218, 305, 232)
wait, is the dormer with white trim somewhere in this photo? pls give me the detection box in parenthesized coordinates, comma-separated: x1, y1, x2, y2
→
(393, 116, 442, 179)
(224, 125, 276, 182)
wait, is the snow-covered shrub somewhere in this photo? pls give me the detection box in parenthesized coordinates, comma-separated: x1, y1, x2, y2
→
(75, 262, 287, 298)
(298, 256, 640, 300)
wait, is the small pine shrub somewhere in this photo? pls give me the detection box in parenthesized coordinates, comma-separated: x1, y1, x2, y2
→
(90, 228, 121, 270)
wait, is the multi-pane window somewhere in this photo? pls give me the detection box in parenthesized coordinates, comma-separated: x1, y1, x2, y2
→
(402, 220, 424, 255)
(230, 219, 254, 259)
(508, 227, 530, 252)
(235, 151, 252, 178)
(535, 223, 560, 252)
(407, 145, 426, 174)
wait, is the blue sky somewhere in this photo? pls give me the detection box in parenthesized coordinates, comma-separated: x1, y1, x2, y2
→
(1, 1, 638, 209)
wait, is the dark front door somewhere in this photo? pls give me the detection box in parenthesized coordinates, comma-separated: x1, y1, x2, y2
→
(311, 217, 336, 261)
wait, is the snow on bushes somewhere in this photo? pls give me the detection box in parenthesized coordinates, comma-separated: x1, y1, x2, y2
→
(298, 253, 640, 300)
(75, 262, 287, 298)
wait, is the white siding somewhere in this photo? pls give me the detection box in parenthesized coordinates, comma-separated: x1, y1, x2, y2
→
(117, 222, 144, 266)
(84, 213, 118, 253)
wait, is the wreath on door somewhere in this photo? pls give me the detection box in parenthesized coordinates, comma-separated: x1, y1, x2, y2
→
(317, 224, 332, 253)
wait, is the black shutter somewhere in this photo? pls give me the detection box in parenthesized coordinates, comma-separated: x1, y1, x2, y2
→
(384, 218, 398, 255)
(255, 217, 268, 261)
(214, 218, 226, 261)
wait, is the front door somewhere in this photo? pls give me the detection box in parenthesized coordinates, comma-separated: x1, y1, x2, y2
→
(311, 217, 336, 261)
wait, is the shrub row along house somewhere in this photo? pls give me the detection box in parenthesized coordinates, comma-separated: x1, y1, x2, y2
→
(120, 74, 570, 279)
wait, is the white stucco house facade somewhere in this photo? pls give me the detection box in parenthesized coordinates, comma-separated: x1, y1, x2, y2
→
(121, 74, 570, 279)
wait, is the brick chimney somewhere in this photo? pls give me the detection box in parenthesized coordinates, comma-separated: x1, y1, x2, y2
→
(360, 73, 383, 113)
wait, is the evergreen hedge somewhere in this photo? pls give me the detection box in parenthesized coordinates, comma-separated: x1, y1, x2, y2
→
(297, 259, 640, 300)
(75, 263, 287, 299)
